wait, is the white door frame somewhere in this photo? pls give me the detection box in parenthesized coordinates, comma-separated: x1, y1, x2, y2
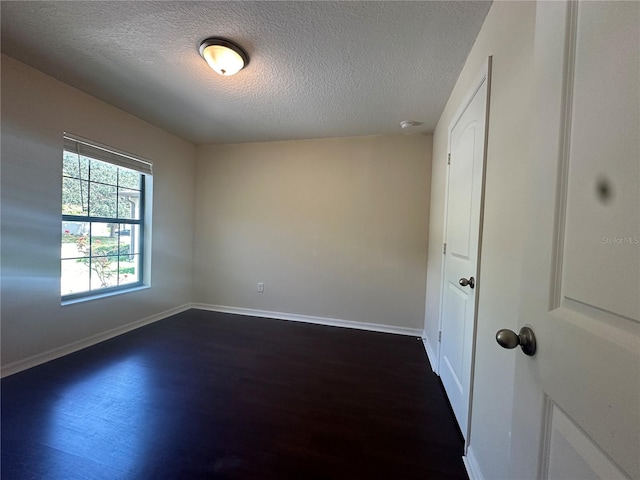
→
(436, 57, 492, 444)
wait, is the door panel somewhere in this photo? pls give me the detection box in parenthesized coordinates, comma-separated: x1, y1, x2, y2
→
(439, 69, 489, 439)
(545, 401, 628, 480)
(448, 128, 476, 258)
(509, 2, 639, 479)
(562, 2, 640, 321)
(442, 282, 469, 388)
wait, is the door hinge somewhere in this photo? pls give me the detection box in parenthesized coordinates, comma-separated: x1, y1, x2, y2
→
(447, 153, 451, 165)
(438, 331, 442, 342)
(443, 243, 447, 255)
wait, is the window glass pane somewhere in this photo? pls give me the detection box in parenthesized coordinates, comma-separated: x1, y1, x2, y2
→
(61, 221, 89, 259)
(62, 178, 88, 215)
(63, 152, 89, 180)
(117, 223, 132, 256)
(119, 224, 141, 256)
(63, 152, 79, 178)
(119, 168, 141, 190)
(61, 259, 90, 296)
(89, 182, 117, 218)
(117, 189, 141, 220)
(90, 256, 119, 290)
(90, 158, 117, 186)
(119, 255, 140, 286)
(90, 223, 119, 257)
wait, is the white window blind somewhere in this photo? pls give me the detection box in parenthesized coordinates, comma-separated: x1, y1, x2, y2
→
(63, 133, 153, 176)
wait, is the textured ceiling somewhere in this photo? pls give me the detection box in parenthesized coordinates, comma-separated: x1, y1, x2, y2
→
(1, 1, 491, 144)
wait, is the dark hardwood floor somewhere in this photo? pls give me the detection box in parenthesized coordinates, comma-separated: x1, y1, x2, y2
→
(2, 309, 467, 479)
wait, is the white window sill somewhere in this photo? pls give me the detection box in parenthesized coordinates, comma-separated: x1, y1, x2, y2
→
(61, 285, 150, 306)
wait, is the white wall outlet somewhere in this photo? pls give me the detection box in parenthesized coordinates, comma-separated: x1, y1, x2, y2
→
(257, 282, 264, 293)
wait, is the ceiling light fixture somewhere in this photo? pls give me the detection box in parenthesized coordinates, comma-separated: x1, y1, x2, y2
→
(400, 120, 417, 130)
(199, 37, 249, 76)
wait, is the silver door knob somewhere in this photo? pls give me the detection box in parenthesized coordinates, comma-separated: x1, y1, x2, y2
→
(459, 277, 475, 289)
(496, 326, 536, 356)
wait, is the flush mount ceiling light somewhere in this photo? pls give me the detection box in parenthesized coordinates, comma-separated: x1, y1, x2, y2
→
(400, 120, 418, 130)
(199, 37, 249, 76)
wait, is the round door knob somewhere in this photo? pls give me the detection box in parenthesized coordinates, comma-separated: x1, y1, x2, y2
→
(459, 277, 475, 289)
(496, 326, 536, 356)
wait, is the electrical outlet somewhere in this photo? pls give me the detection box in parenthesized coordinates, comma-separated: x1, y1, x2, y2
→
(257, 282, 264, 293)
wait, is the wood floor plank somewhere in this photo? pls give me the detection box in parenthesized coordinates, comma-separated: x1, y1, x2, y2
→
(2, 309, 467, 479)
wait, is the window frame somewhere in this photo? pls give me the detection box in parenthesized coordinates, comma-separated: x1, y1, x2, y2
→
(61, 134, 152, 302)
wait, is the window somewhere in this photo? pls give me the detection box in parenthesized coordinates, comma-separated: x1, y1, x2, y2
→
(61, 135, 152, 300)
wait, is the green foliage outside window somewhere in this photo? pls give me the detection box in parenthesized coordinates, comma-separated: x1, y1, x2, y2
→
(74, 235, 131, 287)
(62, 152, 140, 218)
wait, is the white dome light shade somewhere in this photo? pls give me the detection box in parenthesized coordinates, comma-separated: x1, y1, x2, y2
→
(199, 38, 249, 76)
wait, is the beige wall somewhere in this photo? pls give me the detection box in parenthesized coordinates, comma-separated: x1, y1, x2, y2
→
(194, 134, 431, 330)
(1, 55, 196, 369)
(425, 2, 536, 478)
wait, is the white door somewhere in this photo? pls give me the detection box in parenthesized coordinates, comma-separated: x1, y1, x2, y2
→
(507, 2, 639, 479)
(439, 64, 490, 439)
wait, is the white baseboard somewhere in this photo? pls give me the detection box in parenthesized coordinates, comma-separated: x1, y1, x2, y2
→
(463, 445, 485, 480)
(1, 303, 191, 378)
(421, 335, 439, 373)
(192, 303, 423, 337)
